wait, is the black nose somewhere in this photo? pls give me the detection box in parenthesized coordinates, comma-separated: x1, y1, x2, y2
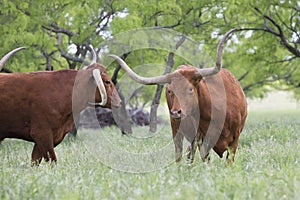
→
(170, 109, 182, 119)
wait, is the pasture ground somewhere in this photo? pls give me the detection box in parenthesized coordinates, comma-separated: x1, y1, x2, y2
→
(1, 110, 299, 200)
(1, 91, 300, 200)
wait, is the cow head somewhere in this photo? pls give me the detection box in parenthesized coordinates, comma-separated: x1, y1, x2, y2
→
(166, 66, 202, 119)
(75, 46, 121, 109)
(109, 29, 236, 118)
(85, 63, 121, 108)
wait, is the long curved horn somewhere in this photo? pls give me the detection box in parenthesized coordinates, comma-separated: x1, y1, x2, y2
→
(195, 29, 236, 77)
(0, 47, 26, 71)
(89, 69, 107, 106)
(109, 54, 171, 85)
(90, 45, 97, 64)
(82, 45, 97, 70)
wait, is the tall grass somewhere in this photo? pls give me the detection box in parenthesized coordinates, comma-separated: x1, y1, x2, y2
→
(1, 111, 299, 200)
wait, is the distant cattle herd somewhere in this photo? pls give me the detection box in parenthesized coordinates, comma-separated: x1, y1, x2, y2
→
(0, 29, 247, 166)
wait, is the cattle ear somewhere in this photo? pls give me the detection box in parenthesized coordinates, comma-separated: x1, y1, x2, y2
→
(191, 74, 202, 85)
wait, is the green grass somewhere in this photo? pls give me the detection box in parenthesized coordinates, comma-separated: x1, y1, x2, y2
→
(1, 111, 300, 200)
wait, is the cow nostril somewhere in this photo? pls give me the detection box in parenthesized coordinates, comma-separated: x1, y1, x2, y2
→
(171, 109, 181, 116)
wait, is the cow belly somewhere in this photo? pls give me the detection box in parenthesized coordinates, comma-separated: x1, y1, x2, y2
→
(53, 121, 74, 146)
(0, 111, 32, 141)
(213, 133, 233, 158)
(0, 129, 33, 142)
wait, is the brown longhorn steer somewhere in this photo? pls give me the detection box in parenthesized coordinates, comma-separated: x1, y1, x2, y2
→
(110, 29, 247, 163)
(0, 47, 121, 165)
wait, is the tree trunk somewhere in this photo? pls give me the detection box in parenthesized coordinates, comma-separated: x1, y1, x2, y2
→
(149, 36, 186, 133)
(111, 53, 133, 134)
(149, 52, 174, 132)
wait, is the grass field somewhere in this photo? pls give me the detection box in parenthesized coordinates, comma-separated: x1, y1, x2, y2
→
(1, 110, 300, 200)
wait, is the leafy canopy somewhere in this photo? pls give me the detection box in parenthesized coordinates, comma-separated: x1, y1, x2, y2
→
(1, 0, 299, 98)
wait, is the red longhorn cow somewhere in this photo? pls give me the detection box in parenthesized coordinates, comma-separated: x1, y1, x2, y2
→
(0, 47, 121, 165)
(110, 29, 247, 163)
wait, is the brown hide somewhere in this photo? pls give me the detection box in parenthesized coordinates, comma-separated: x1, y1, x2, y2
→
(0, 64, 121, 165)
(108, 29, 246, 164)
(166, 66, 247, 163)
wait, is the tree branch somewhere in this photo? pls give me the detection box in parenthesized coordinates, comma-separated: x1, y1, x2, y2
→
(266, 56, 297, 64)
(238, 70, 250, 82)
(154, 20, 182, 29)
(243, 79, 275, 92)
(59, 47, 89, 65)
(251, 6, 300, 57)
(42, 22, 76, 37)
(291, 6, 300, 13)
(41, 50, 56, 70)
(129, 86, 144, 109)
(111, 53, 130, 84)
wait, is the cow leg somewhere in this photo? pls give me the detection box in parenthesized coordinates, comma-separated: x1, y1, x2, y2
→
(173, 132, 183, 163)
(195, 131, 210, 162)
(40, 141, 56, 163)
(226, 148, 234, 164)
(199, 136, 213, 161)
(187, 140, 197, 164)
(31, 144, 42, 166)
(31, 130, 57, 165)
(31, 141, 57, 165)
(197, 142, 210, 162)
(226, 131, 241, 163)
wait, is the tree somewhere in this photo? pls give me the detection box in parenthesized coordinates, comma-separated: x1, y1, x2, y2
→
(0, 0, 119, 71)
(109, 0, 300, 99)
(0, 0, 132, 135)
(2, 0, 300, 106)
(3, 0, 299, 95)
(219, 0, 300, 97)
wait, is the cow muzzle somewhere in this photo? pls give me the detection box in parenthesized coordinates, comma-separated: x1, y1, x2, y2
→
(170, 109, 185, 119)
(112, 97, 122, 108)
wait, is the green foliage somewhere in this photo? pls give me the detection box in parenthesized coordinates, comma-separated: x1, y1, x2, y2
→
(0, 0, 118, 71)
(108, 0, 300, 98)
(0, 111, 300, 199)
(221, 0, 300, 97)
(1, 0, 300, 98)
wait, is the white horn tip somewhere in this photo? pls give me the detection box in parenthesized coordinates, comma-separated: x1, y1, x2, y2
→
(108, 54, 120, 59)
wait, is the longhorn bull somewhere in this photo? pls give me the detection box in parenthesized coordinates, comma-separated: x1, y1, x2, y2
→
(0, 47, 121, 165)
(110, 29, 247, 163)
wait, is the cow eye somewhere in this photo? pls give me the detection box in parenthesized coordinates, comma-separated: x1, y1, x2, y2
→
(188, 87, 194, 93)
(105, 80, 111, 85)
